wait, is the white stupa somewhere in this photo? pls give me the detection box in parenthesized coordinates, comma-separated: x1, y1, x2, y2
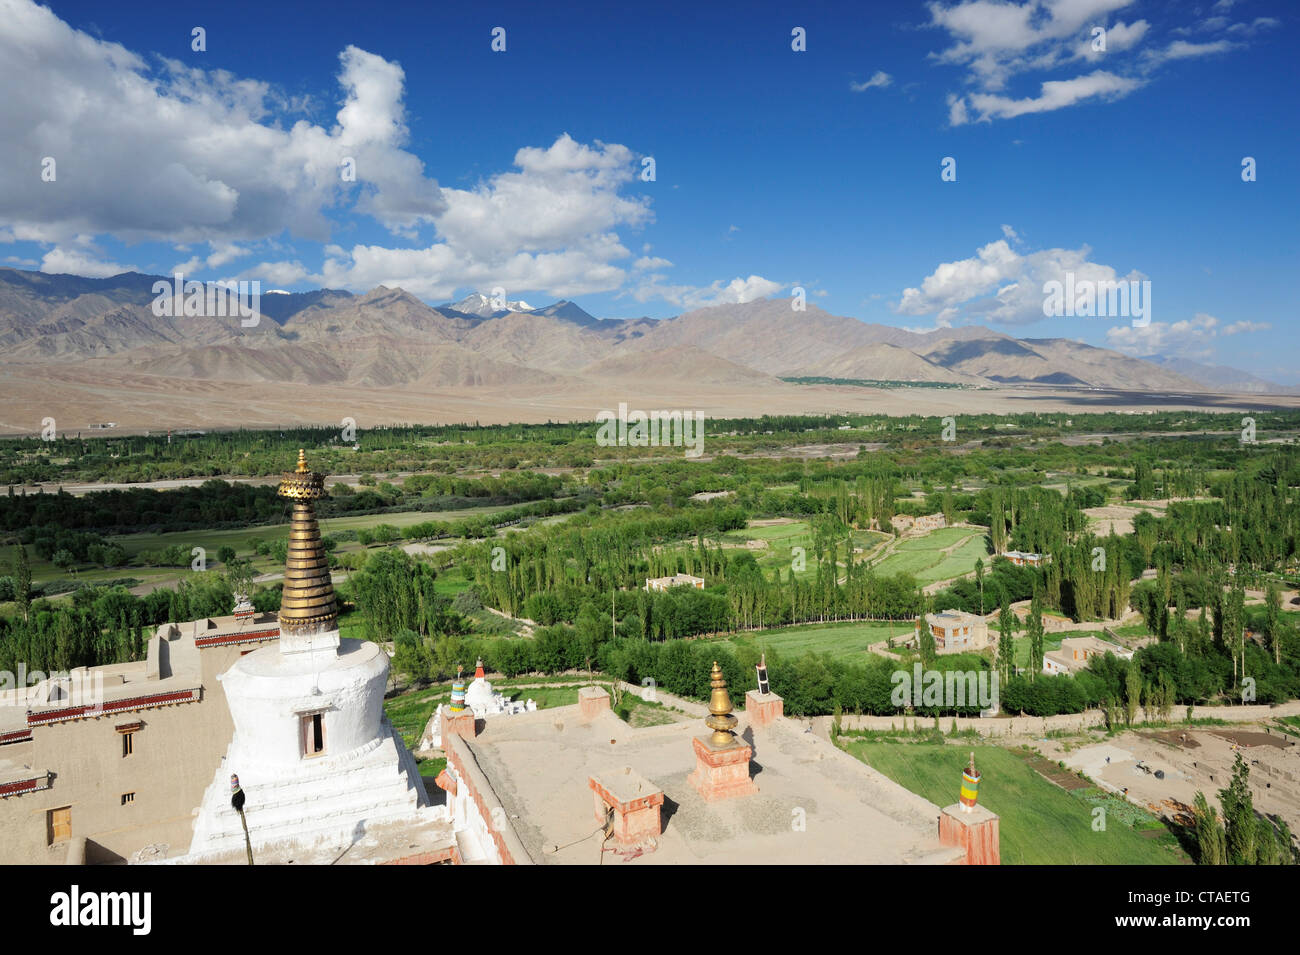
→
(419, 658, 535, 751)
(187, 452, 433, 858)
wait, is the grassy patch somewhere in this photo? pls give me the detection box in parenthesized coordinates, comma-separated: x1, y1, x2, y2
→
(872, 527, 990, 584)
(613, 693, 681, 727)
(715, 619, 914, 663)
(416, 756, 446, 779)
(841, 741, 1188, 865)
(382, 678, 616, 747)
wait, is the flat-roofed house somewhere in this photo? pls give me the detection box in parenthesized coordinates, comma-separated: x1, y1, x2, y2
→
(0, 613, 280, 864)
(915, 610, 990, 654)
(645, 574, 705, 593)
(1042, 636, 1134, 675)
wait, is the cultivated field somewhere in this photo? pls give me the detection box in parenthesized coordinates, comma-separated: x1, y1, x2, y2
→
(871, 526, 990, 584)
(842, 741, 1187, 865)
(715, 619, 915, 663)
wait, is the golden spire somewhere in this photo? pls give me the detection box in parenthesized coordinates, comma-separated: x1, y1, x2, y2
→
(704, 661, 738, 747)
(275, 450, 338, 635)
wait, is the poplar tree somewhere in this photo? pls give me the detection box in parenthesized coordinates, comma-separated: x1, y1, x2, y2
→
(997, 591, 1016, 684)
(12, 543, 30, 623)
(1027, 591, 1045, 680)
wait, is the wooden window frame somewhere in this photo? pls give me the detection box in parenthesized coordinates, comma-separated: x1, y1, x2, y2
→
(47, 806, 72, 845)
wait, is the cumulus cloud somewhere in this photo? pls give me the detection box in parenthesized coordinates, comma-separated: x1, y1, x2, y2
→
(894, 231, 1146, 326)
(928, 0, 1135, 92)
(0, 0, 442, 247)
(1105, 313, 1219, 357)
(626, 273, 784, 309)
(279, 134, 653, 301)
(851, 71, 893, 91)
(40, 244, 134, 278)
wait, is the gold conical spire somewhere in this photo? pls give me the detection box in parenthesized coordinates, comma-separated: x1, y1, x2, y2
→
(704, 660, 738, 747)
(276, 450, 338, 635)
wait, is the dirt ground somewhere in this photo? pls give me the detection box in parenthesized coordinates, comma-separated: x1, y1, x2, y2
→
(1042, 724, 1300, 836)
(5, 365, 1300, 436)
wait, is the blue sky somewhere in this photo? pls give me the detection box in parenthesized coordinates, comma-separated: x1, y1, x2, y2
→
(2, 0, 1296, 379)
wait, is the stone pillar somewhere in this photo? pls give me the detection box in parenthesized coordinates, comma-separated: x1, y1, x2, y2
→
(578, 686, 611, 719)
(589, 768, 664, 848)
(938, 803, 1000, 865)
(744, 690, 783, 727)
(688, 736, 758, 801)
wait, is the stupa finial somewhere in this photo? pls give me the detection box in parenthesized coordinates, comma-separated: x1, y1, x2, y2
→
(704, 661, 738, 746)
(275, 451, 337, 636)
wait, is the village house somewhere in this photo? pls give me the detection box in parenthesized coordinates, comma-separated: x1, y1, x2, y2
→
(645, 573, 705, 593)
(1042, 635, 1134, 676)
(914, 610, 991, 654)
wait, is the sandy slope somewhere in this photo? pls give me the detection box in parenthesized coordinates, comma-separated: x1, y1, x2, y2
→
(2, 363, 1298, 436)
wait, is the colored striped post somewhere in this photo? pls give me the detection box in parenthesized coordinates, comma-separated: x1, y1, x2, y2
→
(449, 665, 467, 715)
(959, 751, 981, 812)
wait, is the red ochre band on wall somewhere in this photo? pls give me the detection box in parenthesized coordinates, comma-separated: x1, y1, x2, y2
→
(194, 627, 280, 648)
(27, 687, 202, 726)
(0, 774, 51, 797)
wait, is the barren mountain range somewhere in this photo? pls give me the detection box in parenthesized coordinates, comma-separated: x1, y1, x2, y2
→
(0, 267, 1291, 434)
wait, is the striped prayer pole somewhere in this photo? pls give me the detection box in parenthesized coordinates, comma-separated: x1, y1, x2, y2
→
(449, 665, 467, 715)
(959, 751, 981, 812)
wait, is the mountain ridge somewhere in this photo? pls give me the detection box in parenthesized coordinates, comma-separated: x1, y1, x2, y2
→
(0, 267, 1287, 400)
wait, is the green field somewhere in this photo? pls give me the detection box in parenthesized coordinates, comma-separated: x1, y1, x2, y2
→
(718, 520, 889, 580)
(383, 681, 617, 747)
(1013, 632, 1066, 669)
(714, 619, 914, 663)
(0, 502, 512, 597)
(871, 527, 990, 584)
(841, 742, 1187, 865)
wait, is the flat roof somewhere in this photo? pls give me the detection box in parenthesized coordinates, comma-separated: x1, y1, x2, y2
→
(461, 704, 961, 865)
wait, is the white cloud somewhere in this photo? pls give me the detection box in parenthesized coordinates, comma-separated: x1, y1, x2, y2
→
(1226, 17, 1280, 37)
(627, 273, 784, 309)
(851, 71, 893, 91)
(633, 256, 673, 271)
(895, 230, 1147, 326)
(1221, 320, 1270, 336)
(1141, 39, 1240, 67)
(172, 241, 251, 275)
(956, 70, 1142, 123)
(1105, 313, 1219, 357)
(927, 0, 1134, 92)
(40, 245, 133, 278)
(928, 0, 1265, 125)
(0, 0, 442, 248)
(287, 134, 652, 300)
